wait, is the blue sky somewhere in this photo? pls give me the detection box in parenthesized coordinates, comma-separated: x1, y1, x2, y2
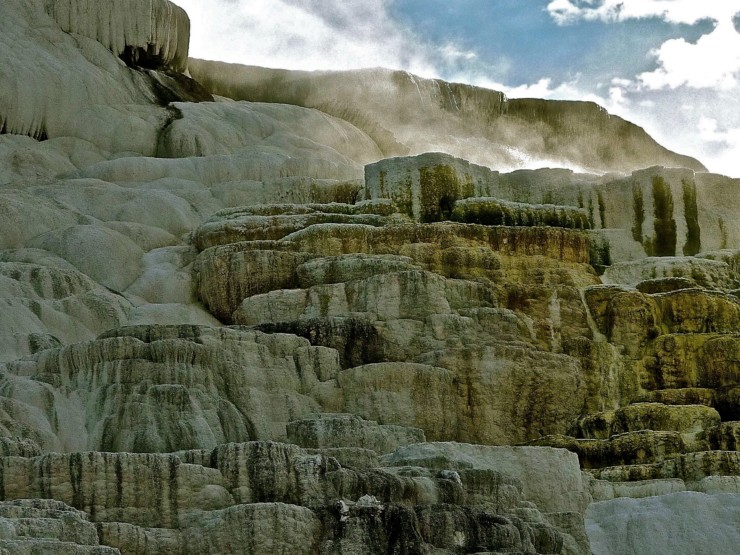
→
(389, 0, 712, 87)
(176, 0, 740, 177)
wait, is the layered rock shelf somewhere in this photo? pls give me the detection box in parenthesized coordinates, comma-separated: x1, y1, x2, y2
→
(0, 0, 738, 553)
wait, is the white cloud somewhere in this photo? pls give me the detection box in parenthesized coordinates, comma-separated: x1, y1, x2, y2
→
(439, 44, 478, 63)
(694, 116, 740, 176)
(611, 78, 633, 87)
(604, 87, 740, 177)
(547, 0, 737, 26)
(698, 115, 740, 149)
(547, 1, 740, 90)
(546, 0, 590, 26)
(637, 18, 740, 90)
(451, 75, 585, 101)
(473, 77, 563, 98)
(175, 0, 450, 77)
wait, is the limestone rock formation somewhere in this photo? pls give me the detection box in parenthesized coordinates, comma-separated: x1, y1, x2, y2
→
(0, 0, 738, 553)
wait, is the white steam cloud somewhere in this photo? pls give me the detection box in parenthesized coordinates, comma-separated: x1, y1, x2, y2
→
(176, 0, 479, 78)
(173, 0, 740, 177)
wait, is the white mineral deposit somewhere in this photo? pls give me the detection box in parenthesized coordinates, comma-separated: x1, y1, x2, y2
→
(0, 1, 737, 553)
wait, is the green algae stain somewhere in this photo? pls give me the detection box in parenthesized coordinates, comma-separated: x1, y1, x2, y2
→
(588, 195, 595, 229)
(652, 176, 677, 257)
(682, 178, 701, 256)
(719, 217, 728, 249)
(462, 174, 475, 199)
(419, 164, 460, 222)
(398, 174, 414, 217)
(597, 191, 606, 229)
(632, 184, 644, 244)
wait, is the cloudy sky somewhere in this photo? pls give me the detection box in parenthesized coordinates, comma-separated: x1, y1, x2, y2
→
(176, 0, 740, 177)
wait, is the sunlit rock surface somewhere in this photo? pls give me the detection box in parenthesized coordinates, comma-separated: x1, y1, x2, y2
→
(0, 0, 738, 553)
(0, 0, 207, 156)
(44, 0, 191, 72)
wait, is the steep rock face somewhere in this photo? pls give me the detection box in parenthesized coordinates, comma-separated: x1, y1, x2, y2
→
(381, 442, 591, 514)
(187, 60, 705, 174)
(574, 403, 721, 442)
(452, 197, 591, 230)
(593, 167, 740, 260)
(529, 277, 740, 470)
(71, 101, 370, 184)
(286, 413, 425, 454)
(381, 442, 593, 555)
(195, 218, 597, 322)
(333, 353, 583, 446)
(158, 101, 381, 165)
(601, 257, 737, 289)
(192, 201, 396, 251)
(190, 200, 601, 447)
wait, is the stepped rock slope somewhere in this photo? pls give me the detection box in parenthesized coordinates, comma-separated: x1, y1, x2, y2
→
(0, 0, 738, 553)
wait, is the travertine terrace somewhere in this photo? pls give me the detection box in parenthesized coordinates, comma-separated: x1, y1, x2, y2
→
(0, 1, 738, 554)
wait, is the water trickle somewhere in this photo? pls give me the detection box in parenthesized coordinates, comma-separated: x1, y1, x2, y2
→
(580, 287, 607, 343)
(405, 72, 425, 106)
(445, 83, 459, 112)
